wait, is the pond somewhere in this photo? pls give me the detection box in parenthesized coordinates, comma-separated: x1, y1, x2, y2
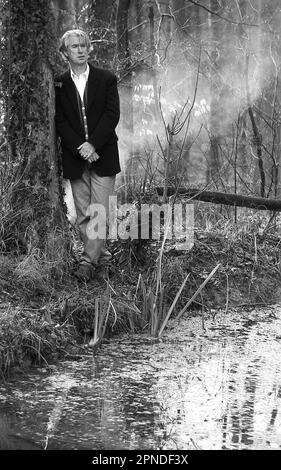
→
(0, 307, 281, 450)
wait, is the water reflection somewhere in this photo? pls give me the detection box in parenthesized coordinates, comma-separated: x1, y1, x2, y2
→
(0, 308, 281, 449)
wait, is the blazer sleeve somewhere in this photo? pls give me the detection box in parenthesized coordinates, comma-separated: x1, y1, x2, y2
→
(88, 74, 120, 150)
(55, 88, 84, 155)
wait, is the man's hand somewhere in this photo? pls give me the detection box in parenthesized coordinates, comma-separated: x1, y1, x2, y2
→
(77, 142, 99, 163)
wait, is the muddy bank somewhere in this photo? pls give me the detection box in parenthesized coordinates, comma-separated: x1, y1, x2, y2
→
(1, 207, 281, 378)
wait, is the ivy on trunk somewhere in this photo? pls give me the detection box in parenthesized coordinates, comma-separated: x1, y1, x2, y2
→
(1, 0, 69, 255)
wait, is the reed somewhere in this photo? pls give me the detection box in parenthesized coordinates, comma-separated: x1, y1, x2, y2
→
(88, 284, 112, 349)
(175, 264, 221, 321)
(132, 206, 192, 336)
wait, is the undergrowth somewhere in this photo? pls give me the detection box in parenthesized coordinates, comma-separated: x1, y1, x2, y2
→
(1, 202, 281, 378)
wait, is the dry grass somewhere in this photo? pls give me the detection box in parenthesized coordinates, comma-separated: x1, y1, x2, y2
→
(1, 197, 281, 377)
(0, 302, 74, 377)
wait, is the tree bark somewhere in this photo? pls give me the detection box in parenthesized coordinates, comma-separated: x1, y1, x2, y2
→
(3, 1, 70, 256)
(116, 0, 131, 69)
(88, 0, 117, 67)
(17, 59, 68, 254)
(92, 0, 115, 20)
(116, 0, 134, 188)
(42, 61, 65, 226)
(51, 0, 84, 35)
(207, 0, 222, 185)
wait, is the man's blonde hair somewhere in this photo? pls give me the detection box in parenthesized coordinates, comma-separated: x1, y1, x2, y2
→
(59, 29, 92, 55)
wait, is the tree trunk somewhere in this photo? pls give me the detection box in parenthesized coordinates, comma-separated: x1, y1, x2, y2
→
(39, 61, 66, 229)
(116, 0, 131, 72)
(116, 0, 134, 189)
(88, 0, 117, 67)
(14, 59, 68, 256)
(207, 0, 222, 186)
(3, 0, 70, 258)
(91, 0, 115, 20)
(149, 6, 160, 119)
(156, 186, 281, 212)
(51, 0, 84, 35)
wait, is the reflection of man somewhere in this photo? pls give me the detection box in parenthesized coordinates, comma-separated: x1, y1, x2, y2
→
(55, 29, 121, 282)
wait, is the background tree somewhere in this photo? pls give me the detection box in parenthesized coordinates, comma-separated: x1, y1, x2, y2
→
(51, 0, 85, 35)
(115, 0, 134, 191)
(79, 0, 117, 68)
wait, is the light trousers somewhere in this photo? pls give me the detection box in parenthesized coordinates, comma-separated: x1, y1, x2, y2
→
(70, 165, 116, 265)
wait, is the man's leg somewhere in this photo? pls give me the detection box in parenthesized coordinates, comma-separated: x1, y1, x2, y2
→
(70, 165, 91, 253)
(70, 166, 96, 281)
(84, 170, 116, 266)
(70, 167, 115, 279)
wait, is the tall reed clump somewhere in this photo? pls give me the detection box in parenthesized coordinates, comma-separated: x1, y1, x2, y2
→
(134, 236, 220, 337)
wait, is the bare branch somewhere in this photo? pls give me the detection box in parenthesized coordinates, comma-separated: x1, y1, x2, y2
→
(186, 0, 275, 34)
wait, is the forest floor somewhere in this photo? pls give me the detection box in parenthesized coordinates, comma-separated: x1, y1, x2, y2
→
(1, 202, 281, 378)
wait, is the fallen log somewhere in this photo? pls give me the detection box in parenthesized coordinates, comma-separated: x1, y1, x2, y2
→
(156, 187, 281, 212)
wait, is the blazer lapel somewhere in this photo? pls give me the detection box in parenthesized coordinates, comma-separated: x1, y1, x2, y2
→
(86, 65, 100, 110)
(61, 71, 81, 118)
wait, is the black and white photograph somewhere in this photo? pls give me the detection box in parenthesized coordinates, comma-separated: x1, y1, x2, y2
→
(0, 0, 280, 463)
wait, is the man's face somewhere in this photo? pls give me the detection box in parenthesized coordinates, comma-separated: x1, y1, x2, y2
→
(65, 34, 89, 67)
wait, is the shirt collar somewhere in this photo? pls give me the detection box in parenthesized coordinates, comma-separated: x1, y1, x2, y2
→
(70, 63, 89, 81)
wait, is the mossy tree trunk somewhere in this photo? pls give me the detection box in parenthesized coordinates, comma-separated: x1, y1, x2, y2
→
(20, 59, 68, 255)
(2, 0, 70, 258)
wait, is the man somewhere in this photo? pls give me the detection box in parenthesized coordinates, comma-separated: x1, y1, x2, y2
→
(55, 29, 121, 282)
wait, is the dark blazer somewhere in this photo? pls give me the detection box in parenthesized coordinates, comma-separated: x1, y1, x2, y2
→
(55, 64, 121, 180)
